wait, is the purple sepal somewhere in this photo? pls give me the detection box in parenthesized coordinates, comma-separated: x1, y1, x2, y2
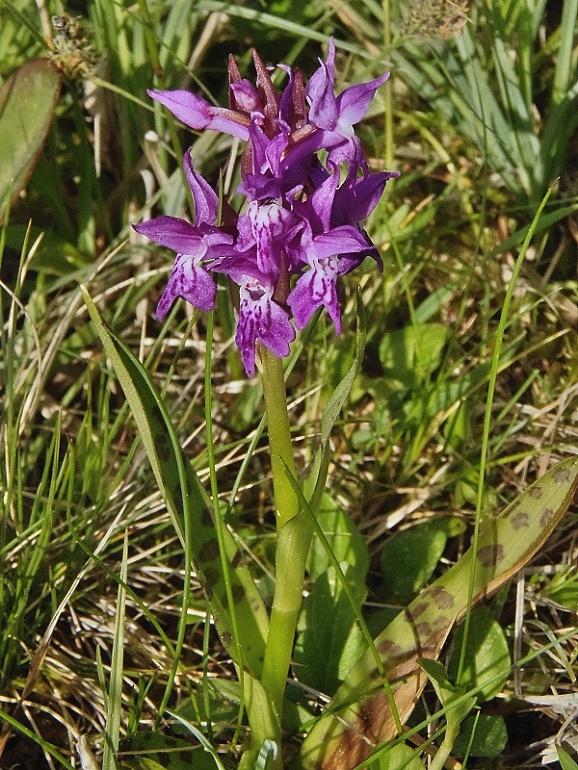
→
(149, 89, 251, 141)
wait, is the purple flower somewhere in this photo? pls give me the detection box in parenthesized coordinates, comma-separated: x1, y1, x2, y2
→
(286, 221, 372, 332)
(136, 40, 398, 375)
(306, 39, 389, 163)
(133, 149, 233, 319)
(236, 277, 295, 377)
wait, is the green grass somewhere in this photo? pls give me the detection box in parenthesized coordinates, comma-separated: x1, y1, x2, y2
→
(1, 1, 578, 768)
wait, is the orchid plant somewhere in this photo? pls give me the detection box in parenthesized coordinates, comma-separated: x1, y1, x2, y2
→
(75, 35, 578, 770)
(132, 39, 396, 766)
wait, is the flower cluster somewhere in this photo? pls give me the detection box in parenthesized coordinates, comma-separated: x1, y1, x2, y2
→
(135, 40, 398, 376)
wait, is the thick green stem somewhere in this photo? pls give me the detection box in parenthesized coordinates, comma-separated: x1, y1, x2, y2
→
(260, 347, 299, 527)
(259, 346, 313, 737)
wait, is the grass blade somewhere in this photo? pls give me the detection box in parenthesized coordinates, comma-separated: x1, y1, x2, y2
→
(81, 286, 269, 677)
(101, 532, 128, 770)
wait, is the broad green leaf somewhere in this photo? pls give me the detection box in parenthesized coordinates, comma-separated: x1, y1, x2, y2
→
(294, 565, 367, 695)
(0, 58, 61, 223)
(122, 759, 166, 770)
(370, 744, 425, 770)
(448, 607, 511, 703)
(558, 746, 578, 770)
(307, 496, 369, 584)
(453, 714, 508, 758)
(296, 499, 369, 694)
(379, 324, 451, 388)
(298, 457, 578, 770)
(380, 517, 465, 604)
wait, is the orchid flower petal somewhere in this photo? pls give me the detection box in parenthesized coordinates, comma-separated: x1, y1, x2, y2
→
(182, 149, 220, 225)
(334, 73, 389, 137)
(133, 217, 208, 256)
(156, 252, 217, 320)
(288, 257, 341, 333)
(236, 279, 295, 376)
(149, 89, 250, 140)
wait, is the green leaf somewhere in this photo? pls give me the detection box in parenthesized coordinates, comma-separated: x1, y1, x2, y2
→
(307, 496, 369, 584)
(166, 711, 227, 770)
(414, 282, 459, 324)
(0, 58, 61, 223)
(453, 714, 508, 758)
(557, 746, 578, 770)
(175, 677, 241, 725)
(121, 732, 221, 770)
(380, 517, 465, 604)
(321, 292, 366, 445)
(81, 287, 269, 677)
(296, 499, 369, 694)
(294, 564, 367, 695)
(299, 457, 578, 769)
(370, 744, 425, 770)
(551, 0, 578, 108)
(448, 607, 511, 703)
(102, 534, 128, 770)
(379, 323, 451, 389)
(122, 760, 166, 770)
(419, 659, 475, 740)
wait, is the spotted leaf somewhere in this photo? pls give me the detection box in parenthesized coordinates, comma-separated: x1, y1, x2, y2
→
(298, 456, 578, 770)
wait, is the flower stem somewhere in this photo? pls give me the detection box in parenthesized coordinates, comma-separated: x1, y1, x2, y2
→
(259, 346, 313, 731)
(260, 347, 299, 528)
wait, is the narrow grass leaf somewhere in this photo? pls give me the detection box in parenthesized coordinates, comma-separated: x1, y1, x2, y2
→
(166, 710, 227, 770)
(552, 0, 578, 108)
(321, 293, 366, 445)
(102, 532, 128, 770)
(0, 708, 75, 770)
(418, 659, 475, 770)
(558, 746, 578, 770)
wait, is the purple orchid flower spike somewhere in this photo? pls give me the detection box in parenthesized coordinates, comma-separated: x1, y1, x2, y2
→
(137, 39, 398, 376)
